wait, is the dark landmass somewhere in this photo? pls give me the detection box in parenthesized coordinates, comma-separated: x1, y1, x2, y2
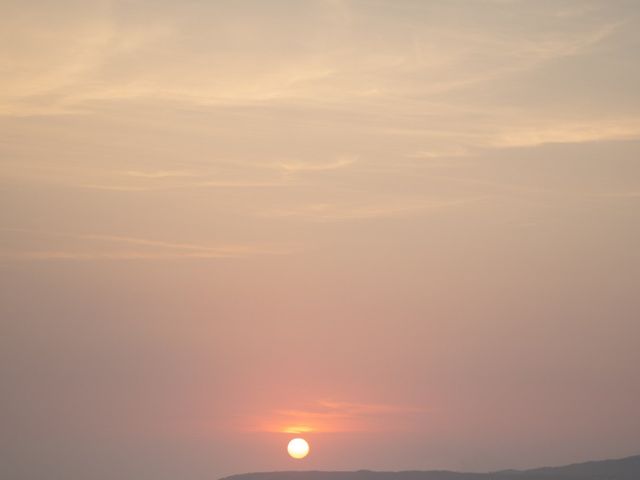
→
(221, 454, 640, 480)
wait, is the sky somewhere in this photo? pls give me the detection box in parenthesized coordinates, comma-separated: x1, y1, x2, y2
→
(1, 1, 640, 479)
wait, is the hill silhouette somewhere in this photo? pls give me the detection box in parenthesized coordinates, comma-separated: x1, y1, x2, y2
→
(221, 454, 640, 480)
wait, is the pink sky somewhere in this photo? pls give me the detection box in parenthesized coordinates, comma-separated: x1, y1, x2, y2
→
(2, 1, 640, 479)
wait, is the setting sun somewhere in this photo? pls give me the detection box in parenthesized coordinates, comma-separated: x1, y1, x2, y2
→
(287, 438, 310, 459)
(3, 1, 640, 479)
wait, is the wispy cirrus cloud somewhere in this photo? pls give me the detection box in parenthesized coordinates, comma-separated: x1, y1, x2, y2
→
(487, 118, 640, 149)
(275, 156, 357, 173)
(0, 0, 625, 116)
(81, 179, 292, 191)
(244, 399, 428, 434)
(80, 158, 354, 191)
(0, 161, 296, 191)
(0, 229, 297, 262)
(262, 197, 484, 221)
(121, 170, 198, 179)
(593, 191, 640, 199)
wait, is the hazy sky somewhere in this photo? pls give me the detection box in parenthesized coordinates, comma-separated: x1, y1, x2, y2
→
(2, 1, 640, 479)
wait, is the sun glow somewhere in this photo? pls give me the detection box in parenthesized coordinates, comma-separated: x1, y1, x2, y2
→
(283, 425, 314, 434)
(287, 438, 310, 459)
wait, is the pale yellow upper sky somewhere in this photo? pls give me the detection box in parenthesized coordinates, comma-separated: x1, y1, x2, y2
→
(2, 1, 640, 479)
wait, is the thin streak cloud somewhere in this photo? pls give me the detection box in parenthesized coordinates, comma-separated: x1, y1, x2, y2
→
(262, 197, 484, 221)
(276, 156, 357, 173)
(0, 229, 298, 261)
(246, 399, 428, 434)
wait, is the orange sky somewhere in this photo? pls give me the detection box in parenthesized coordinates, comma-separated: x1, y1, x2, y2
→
(2, 1, 640, 479)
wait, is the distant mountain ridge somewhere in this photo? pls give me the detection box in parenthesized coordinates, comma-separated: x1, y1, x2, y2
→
(221, 454, 640, 480)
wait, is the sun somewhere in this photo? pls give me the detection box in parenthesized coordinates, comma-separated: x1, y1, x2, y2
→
(287, 438, 310, 459)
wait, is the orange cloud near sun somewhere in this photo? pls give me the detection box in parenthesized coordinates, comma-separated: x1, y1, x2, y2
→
(241, 400, 428, 434)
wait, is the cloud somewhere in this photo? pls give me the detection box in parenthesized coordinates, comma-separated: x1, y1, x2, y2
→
(276, 156, 357, 173)
(262, 197, 483, 221)
(121, 170, 198, 178)
(0, 1, 626, 116)
(81, 179, 292, 191)
(487, 119, 640, 149)
(406, 147, 471, 160)
(593, 191, 640, 199)
(245, 399, 427, 434)
(0, 229, 297, 261)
